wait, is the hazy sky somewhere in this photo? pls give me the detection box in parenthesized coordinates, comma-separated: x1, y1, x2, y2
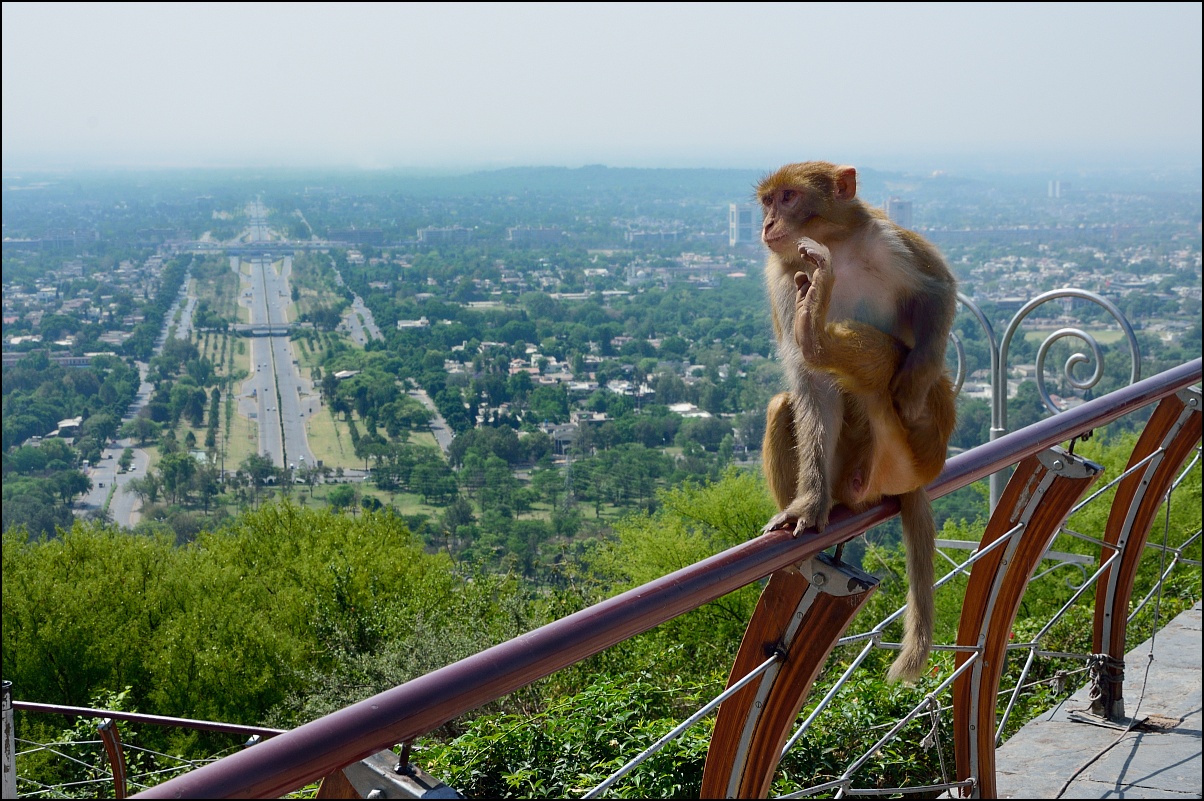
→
(3, 2, 1201, 172)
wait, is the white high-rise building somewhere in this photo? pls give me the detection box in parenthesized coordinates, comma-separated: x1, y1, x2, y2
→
(729, 203, 760, 246)
(885, 197, 914, 229)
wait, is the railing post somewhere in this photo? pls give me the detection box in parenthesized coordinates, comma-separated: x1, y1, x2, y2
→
(953, 448, 1102, 798)
(98, 718, 128, 799)
(702, 554, 879, 798)
(1091, 388, 1202, 721)
(3, 681, 15, 800)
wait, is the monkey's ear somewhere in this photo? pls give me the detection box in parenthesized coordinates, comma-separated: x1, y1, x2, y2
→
(834, 166, 858, 201)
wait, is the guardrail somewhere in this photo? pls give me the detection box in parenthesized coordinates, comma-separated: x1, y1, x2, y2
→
(114, 357, 1200, 799)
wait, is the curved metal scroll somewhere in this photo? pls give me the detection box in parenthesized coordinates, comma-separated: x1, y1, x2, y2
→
(956, 289, 1141, 511)
(996, 289, 1140, 427)
(953, 448, 1102, 799)
(1091, 388, 1202, 720)
(701, 554, 878, 799)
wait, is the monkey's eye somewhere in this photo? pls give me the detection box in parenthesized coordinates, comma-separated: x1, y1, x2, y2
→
(781, 189, 797, 204)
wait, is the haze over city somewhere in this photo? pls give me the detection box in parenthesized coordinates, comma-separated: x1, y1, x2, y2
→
(3, 2, 1201, 173)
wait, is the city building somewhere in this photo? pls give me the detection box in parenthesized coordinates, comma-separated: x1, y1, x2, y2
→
(417, 226, 473, 245)
(729, 203, 760, 246)
(885, 197, 914, 229)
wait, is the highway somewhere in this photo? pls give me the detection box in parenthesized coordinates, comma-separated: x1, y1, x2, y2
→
(77, 202, 320, 525)
(234, 199, 317, 469)
(238, 249, 317, 471)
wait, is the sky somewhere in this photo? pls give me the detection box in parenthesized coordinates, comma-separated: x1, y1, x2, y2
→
(2, 2, 1201, 173)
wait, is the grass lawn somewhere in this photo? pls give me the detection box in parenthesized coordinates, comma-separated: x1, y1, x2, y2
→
(407, 430, 442, 454)
(306, 407, 358, 470)
(289, 482, 440, 518)
(223, 410, 259, 470)
(1024, 329, 1127, 345)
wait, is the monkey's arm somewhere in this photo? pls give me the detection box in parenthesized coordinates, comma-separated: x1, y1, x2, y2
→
(890, 276, 956, 421)
(802, 317, 907, 396)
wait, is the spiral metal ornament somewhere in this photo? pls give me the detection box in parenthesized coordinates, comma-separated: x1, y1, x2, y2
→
(1034, 327, 1106, 414)
(997, 289, 1141, 432)
(953, 289, 1140, 512)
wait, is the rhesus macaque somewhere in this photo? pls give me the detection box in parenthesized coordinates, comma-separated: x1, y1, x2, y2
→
(758, 161, 957, 682)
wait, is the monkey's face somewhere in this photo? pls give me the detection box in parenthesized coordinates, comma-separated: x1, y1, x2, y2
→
(758, 162, 860, 259)
(759, 186, 817, 256)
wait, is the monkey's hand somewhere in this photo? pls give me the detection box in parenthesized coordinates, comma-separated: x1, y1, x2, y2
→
(795, 238, 831, 283)
(762, 493, 831, 537)
(793, 238, 834, 359)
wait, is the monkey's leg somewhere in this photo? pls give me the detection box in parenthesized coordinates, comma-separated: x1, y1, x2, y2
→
(904, 374, 959, 486)
(762, 392, 799, 511)
(887, 487, 937, 683)
(762, 374, 843, 536)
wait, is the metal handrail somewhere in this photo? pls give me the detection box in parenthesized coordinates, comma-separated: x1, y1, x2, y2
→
(134, 358, 1202, 799)
(11, 701, 284, 740)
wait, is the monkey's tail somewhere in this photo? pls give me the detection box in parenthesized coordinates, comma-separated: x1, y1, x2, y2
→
(887, 488, 936, 684)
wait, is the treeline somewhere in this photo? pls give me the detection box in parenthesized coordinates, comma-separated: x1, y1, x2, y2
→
(120, 253, 191, 360)
(2, 353, 140, 537)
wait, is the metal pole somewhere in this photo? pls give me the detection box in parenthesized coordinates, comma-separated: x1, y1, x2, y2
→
(3, 681, 16, 799)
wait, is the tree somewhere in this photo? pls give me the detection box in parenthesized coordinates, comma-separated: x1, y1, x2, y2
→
(52, 470, 92, 505)
(125, 474, 162, 505)
(528, 385, 570, 424)
(530, 466, 564, 509)
(240, 453, 277, 505)
(327, 484, 359, 512)
(195, 465, 222, 513)
(158, 452, 197, 505)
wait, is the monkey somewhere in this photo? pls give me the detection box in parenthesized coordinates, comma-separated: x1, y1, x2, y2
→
(757, 161, 958, 683)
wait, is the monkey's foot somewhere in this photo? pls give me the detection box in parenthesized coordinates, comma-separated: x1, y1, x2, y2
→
(762, 497, 830, 537)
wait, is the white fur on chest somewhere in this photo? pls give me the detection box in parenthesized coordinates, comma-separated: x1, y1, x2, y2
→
(826, 223, 917, 337)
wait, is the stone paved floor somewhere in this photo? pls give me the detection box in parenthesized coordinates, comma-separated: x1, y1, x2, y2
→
(994, 601, 1201, 798)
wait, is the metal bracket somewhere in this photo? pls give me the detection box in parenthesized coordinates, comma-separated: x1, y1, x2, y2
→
(341, 749, 462, 799)
(797, 552, 878, 598)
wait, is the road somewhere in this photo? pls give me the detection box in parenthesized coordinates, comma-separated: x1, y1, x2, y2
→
(238, 252, 317, 470)
(174, 294, 197, 340)
(76, 356, 158, 526)
(342, 295, 382, 345)
(78, 265, 195, 524)
(408, 384, 453, 456)
(331, 259, 383, 345)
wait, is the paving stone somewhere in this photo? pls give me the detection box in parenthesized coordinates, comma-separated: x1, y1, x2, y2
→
(994, 602, 1201, 799)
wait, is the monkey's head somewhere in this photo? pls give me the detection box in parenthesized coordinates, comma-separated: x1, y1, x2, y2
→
(757, 162, 863, 260)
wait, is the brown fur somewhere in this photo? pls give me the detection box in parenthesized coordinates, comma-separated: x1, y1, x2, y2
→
(758, 162, 957, 682)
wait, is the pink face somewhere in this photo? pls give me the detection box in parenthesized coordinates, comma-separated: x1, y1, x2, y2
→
(760, 187, 812, 253)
